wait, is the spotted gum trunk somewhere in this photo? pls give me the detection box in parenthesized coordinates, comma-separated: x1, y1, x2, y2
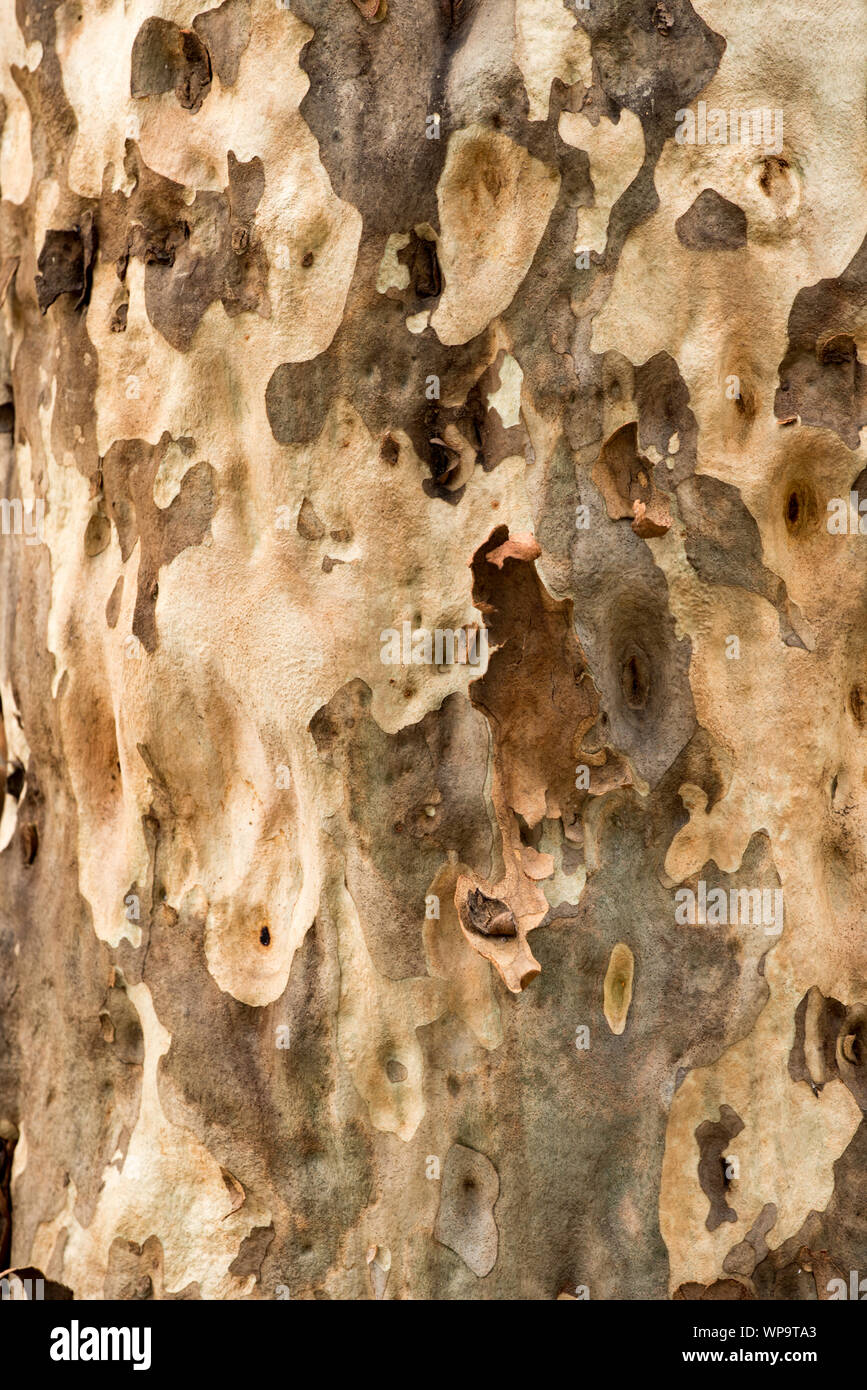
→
(0, 0, 866, 1301)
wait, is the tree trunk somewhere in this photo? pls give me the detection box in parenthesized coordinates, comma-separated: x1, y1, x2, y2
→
(1, 0, 866, 1302)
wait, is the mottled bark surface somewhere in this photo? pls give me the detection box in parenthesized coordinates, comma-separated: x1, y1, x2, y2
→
(1, 0, 866, 1301)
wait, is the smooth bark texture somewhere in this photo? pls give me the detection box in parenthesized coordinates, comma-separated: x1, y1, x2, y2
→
(1, 0, 866, 1300)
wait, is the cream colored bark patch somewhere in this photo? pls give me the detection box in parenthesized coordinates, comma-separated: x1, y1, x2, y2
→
(40, 390, 151, 951)
(431, 125, 560, 346)
(67, 3, 361, 374)
(376, 232, 411, 293)
(577, 0, 867, 1285)
(559, 110, 645, 254)
(591, 0, 867, 421)
(0, 683, 30, 853)
(153, 439, 197, 509)
(0, 18, 39, 205)
(514, 0, 592, 121)
(68, 390, 532, 1011)
(33, 983, 263, 1298)
(660, 988, 861, 1292)
(486, 353, 524, 429)
(648, 427, 867, 1283)
(60, 0, 305, 197)
(335, 878, 445, 1142)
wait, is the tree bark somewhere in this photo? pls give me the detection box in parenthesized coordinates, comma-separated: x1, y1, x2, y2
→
(1, 0, 866, 1301)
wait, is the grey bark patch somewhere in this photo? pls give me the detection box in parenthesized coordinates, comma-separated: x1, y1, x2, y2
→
(130, 17, 212, 112)
(266, 357, 337, 446)
(695, 1102, 744, 1232)
(103, 1237, 157, 1299)
(35, 228, 89, 314)
(635, 351, 698, 484)
(292, 0, 445, 235)
(193, 0, 251, 88)
(102, 434, 217, 653)
(788, 987, 846, 1092)
(143, 166, 269, 351)
(103, 1234, 200, 1298)
(777, 337, 866, 450)
(673, 1277, 754, 1300)
(297, 497, 326, 540)
(677, 474, 811, 649)
(775, 233, 867, 447)
(675, 189, 747, 251)
(144, 887, 375, 1293)
(227, 148, 264, 226)
(587, 1, 726, 124)
(751, 1123, 867, 1299)
(309, 680, 491, 978)
(0, 1132, 13, 1269)
(434, 1143, 499, 1277)
(104, 145, 269, 352)
(571, 486, 696, 788)
(228, 1224, 275, 1281)
(837, 1004, 867, 1110)
(102, 986, 144, 1066)
(723, 1202, 777, 1276)
(105, 576, 124, 629)
(84, 510, 111, 557)
(580, 2, 726, 271)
